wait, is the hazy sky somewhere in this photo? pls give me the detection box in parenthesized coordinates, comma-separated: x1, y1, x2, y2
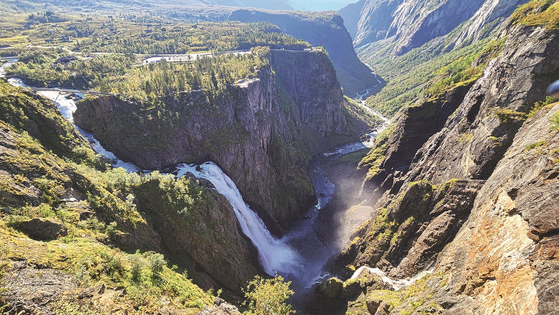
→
(289, 0, 359, 11)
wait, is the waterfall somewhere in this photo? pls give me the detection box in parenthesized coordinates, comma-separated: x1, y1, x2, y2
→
(176, 162, 303, 276)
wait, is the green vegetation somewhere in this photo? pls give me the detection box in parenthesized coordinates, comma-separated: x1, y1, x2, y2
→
(243, 275, 295, 315)
(360, 16, 509, 117)
(344, 96, 381, 127)
(348, 273, 443, 315)
(550, 111, 559, 131)
(6, 45, 270, 98)
(362, 38, 491, 117)
(527, 96, 557, 119)
(358, 123, 395, 179)
(458, 133, 474, 143)
(0, 79, 226, 312)
(0, 9, 309, 53)
(7, 49, 135, 89)
(494, 108, 527, 125)
(512, 0, 559, 29)
(525, 140, 547, 151)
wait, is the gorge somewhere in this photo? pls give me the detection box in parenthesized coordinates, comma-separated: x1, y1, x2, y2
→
(1, 0, 559, 314)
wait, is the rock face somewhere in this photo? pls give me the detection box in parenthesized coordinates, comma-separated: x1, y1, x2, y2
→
(342, 0, 529, 56)
(134, 179, 260, 294)
(359, 83, 473, 190)
(74, 50, 356, 231)
(434, 100, 559, 314)
(228, 9, 384, 95)
(16, 218, 68, 240)
(337, 179, 483, 279)
(404, 23, 559, 186)
(329, 18, 559, 314)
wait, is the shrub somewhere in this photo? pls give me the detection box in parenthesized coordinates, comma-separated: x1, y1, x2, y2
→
(148, 252, 166, 279)
(243, 275, 295, 315)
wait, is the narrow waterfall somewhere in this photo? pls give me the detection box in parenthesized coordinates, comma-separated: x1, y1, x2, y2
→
(176, 162, 303, 276)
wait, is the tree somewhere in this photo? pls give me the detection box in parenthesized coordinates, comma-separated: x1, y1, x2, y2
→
(243, 274, 295, 315)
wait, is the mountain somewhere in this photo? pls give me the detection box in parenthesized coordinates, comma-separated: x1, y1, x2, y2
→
(339, 0, 531, 117)
(315, 1, 559, 313)
(341, 0, 529, 54)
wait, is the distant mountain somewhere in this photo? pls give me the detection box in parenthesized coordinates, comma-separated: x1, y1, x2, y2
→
(340, 0, 530, 55)
(0, 0, 294, 12)
(228, 9, 383, 95)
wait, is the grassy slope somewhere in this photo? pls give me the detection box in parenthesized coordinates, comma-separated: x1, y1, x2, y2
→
(0, 79, 215, 313)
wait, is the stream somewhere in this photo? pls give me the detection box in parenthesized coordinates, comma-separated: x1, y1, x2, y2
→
(3, 61, 429, 311)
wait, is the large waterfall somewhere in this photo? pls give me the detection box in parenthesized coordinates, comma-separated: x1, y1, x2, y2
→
(176, 162, 303, 276)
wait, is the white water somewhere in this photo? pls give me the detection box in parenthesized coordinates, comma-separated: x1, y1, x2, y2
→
(322, 90, 391, 159)
(6, 76, 140, 173)
(176, 162, 303, 276)
(0, 58, 17, 77)
(351, 266, 433, 291)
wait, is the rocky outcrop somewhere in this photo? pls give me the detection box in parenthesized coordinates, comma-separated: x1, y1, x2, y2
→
(228, 9, 383, 95)
(359, 83, 473, 190)
(336, 179, 483, 280)
(328, 18, 559, 314)
(199, 297, 241, 315)
(16, 218, 68, 240)
(75, 50, 358, 231)
(434, 100, 559, 314)
(271, 49, 349, 137)
(451, 0, 532, 49)
(404, 23, 559, 186)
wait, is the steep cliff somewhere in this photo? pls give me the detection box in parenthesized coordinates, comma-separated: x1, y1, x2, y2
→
(324, 2, 559, 312)
(358, 83, 473, 191)
(228, 9, 383, 96)
(74, 49, 365, 232)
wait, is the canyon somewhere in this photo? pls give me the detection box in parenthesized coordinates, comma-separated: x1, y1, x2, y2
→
(0, 0, 558, 314)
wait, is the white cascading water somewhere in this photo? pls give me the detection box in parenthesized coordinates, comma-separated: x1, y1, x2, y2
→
(350, 266, 433, 291)
(6, 77, 140, 173)
(176, 162, 303, 276)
